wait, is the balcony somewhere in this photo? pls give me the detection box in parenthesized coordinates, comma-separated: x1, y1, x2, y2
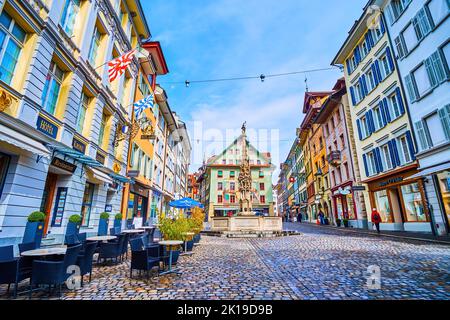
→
(327, 151, 341, 167)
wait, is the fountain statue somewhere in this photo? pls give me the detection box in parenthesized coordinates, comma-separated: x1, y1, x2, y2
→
(238, 122, 254, 216)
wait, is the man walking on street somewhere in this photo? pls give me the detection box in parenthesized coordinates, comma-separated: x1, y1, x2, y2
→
(371, 208, 382, 234)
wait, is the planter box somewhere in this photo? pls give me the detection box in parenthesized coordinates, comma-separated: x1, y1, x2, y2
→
(114, 219, 122, 232)
(186, 240, 194, 252)
(164, 250, 180, 265)
(193, 234, 200, 243)
(66, 221, 80, 236)
(23, 221, 44, 248)
(98, 218, 109, 236)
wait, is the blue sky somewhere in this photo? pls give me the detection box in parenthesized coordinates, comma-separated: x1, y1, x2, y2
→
(141, 0, 366, 181)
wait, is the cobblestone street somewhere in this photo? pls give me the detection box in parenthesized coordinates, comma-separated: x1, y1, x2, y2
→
(1, 223, 449, 300)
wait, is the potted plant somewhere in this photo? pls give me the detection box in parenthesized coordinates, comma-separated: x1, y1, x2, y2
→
(336, 219, 342, 227)
(158, 215, 188, 265)
(191, 207, 205, 243)
(343, 218, 349, 228)
(23, 211, 46, 248)
(66, 214, 82, 236)
(98, 212, 109, 236)
(114, 213, 123, 231)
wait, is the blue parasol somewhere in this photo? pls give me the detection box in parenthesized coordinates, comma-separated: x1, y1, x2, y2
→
(168, 197, 204, 209)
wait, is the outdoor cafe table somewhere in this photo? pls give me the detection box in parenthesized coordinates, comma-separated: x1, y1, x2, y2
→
(180, 232, 195, 256)
(158, 240, 183, 275)
(121, 229, 145, 234)
(87, 235, 117, 242)
(137, 226, 155, 230)
(21, 246, 67, 257)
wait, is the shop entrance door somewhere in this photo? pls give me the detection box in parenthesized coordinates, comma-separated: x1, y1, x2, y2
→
(40, 173, 58, 236)
(389, 188, 404, 224)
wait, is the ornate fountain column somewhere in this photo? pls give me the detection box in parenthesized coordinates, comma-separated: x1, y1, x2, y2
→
(238, 122, 254, 216)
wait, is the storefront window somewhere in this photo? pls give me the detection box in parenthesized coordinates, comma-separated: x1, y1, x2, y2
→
(437, 171, 450, 227)
(0, 153, 10, 198)
(374, 190, 393, 223)
(81, 182, 95, 227)
(347, 194, 356, 220)
(336, 197, 343, 220)
(127, 192, 148, 223)
(401, 183, 427, 222)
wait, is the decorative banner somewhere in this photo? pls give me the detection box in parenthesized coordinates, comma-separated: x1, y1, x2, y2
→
(108, 50, 136, 82)
(133, 94, 154, 119)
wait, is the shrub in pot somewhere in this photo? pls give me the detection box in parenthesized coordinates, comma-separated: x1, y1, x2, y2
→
(23, 211, 46, 248)
(159, 215, 189, 265)
(66, 214, 82, 236)
(114, 213, 123, 231)
(336, 219, 342, 227)
(343, 219, 349, 228)
(98, 212, 109, 236)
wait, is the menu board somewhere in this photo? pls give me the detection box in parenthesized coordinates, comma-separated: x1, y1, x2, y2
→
(51, 187, 68, 227)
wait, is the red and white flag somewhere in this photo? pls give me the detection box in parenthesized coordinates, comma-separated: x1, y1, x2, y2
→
(108, 50, 136, 82)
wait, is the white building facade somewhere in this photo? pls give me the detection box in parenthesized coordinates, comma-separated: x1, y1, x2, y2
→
(383, 0, 450, 235)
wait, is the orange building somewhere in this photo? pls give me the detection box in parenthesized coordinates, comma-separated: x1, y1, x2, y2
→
(299, 92, 332, 222)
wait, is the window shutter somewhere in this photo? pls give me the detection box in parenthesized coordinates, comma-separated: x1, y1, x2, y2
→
(382, 98, 392, 123)
(394, 35, 406, 59)
(371, 64, 379, 86)
(350, 86, 356, 105)
(361, 75, 368, 96)
(388, 140, 398, 168)
(438, 105, 450, 141)
(404, 74, 418, 102)
(405, 131, 416, 161)
(395, 88, 405, 115)
(355, 46, 361, 65)
(367, 110, 375, 134)
(362, 154, 369, 177)
(414, 121, 430, 151)
(367, 30, 375, 47)
(346, 59, 351, 74)
(379, 101, 387, 127)
(391, 139, 401, 167)
(424, 56, 438, 87)
(386, 47, 395, 72)
(375, 148, 384, 173)
(364, 33, 372, 51)
(431, 51, 447, 82)
(356, 118, 363, 140)
(374, 60, 383, 82)
(380, 16, 386, 34)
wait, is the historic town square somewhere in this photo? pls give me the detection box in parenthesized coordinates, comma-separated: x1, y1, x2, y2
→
(0, 0, 449, 307)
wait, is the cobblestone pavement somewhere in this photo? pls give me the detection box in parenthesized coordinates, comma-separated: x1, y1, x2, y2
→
(1, 223, 449, 300)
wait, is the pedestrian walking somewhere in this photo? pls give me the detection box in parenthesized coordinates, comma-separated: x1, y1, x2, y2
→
(298, 212, 302, 223)
(371, 208, 382, 234)
(318, 209, 325, 225)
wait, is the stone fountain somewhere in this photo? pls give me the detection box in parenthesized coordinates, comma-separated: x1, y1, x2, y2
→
(210, 122, 282, 237)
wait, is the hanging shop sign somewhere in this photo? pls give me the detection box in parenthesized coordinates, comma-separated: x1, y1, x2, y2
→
(96, 151, 106, 165)
(51, 187, 68, 227)
(127, 170, 140, 178)
(352, 186, 366, 191)
(36, 115, 58, 139)
(0, 90, 13, 112)
(113, 162, 121, 174)
(105, 204, 113, 213)
(51, 157, 76, 174)
(72, 137, 87, 154)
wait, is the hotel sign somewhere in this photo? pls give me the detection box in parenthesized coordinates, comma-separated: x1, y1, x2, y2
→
(36, 115, 58, 139)
(72, 137, 86, 154)
(51, 157, 76, 174)
(379, 177, 403, 188)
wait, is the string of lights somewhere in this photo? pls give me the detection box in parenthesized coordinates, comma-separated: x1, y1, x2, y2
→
(160, 66, 342, 87)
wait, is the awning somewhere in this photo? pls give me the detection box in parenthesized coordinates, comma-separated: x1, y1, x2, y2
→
(86, 167, 113, 185)
(51, 146, 103, 167)
(408, 162, 450, 180)
(110, 172, 134, 184)
(0, 123, 50, 157)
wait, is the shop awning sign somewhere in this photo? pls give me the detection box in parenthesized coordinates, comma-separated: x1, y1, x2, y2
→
(51, 157, 76, 174)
